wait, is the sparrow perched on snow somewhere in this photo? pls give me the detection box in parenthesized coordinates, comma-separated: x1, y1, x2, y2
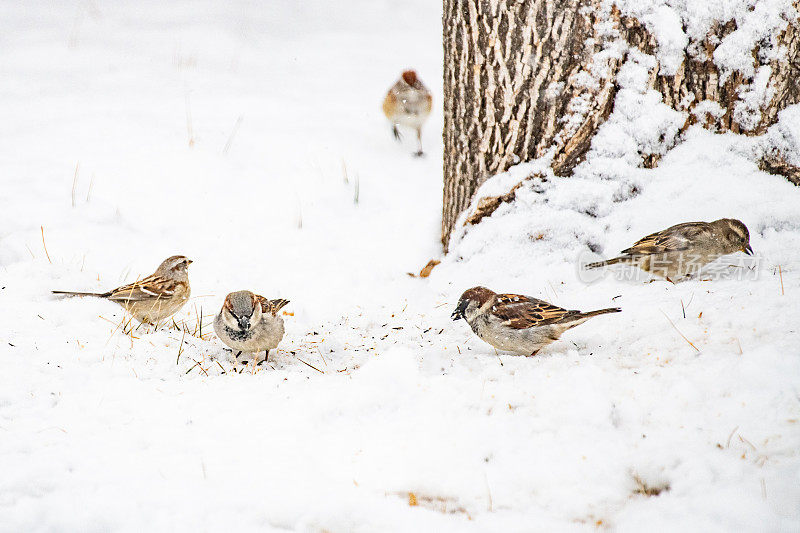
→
(214, 290, 290, 363)
(584, 218, 753, 281)
(452, 287, 621, 356)
(53, 255, 192, 325)
(382, 69, 432, 156)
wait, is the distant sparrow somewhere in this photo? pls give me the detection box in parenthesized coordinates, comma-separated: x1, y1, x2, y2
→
(382, 69, 432, 156)
(452, 287, 621, 356)
(585, 218, 753, 281)
(214, 290, 290, 364)
(53, 255, 192, 325)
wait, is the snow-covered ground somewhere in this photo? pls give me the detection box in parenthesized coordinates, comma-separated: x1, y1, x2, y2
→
(1, 1, 799, 531)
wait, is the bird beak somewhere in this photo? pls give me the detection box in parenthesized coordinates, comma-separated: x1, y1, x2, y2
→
(451, 299, 468, 321)
(186, 259, 193, 265)
(237, 316, 250, 330)
(744, 244, 754, 255)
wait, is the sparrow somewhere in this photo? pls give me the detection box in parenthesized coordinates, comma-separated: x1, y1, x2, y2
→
(214, 290, 290, 364)
(382, 69, 432, 156)
(53, 255, 192, 325)
(452, 287, 621, 356)
(584, 218, 753, 281)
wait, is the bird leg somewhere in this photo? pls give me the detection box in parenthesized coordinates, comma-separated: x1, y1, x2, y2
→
(257, 349, 270, 366)
(413, 128, 424, 157)
(392, 124, 401, 141)
(235, 351, 242, 358)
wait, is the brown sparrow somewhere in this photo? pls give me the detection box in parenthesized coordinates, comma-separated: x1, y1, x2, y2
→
(214, 290, 289, 364)
(452, 287, 621, 356)
(382, 69, 432, 156)
(53, 255, 192, 325)
(585, 218, 753, 281)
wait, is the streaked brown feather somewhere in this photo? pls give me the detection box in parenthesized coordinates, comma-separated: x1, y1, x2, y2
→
(621, 222, 712, 256)
(493, 294, 581, 329)
(105, 275, 178, 302)
(255, 295, 290, 316)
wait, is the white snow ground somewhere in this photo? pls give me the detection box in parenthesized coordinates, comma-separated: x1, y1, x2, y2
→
(1, 1, 799, 531)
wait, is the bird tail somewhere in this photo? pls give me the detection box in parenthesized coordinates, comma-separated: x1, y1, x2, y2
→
(269, 299, 290, 313)
(52, 290, 107, 297)
(579, 307, 622, 319)
(584, 257, 625, 269)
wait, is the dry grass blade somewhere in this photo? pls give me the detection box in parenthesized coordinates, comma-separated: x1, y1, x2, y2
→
(726, 426, 739, 448)
(396, 491, 468, 515)
(738, 434, 757, 451)
(40, 226, 52, 263)
(222, 115, 243, 154)
(493, 348, 503, 366)
(316, 347, 328, 368)
(97, 315, 125, 346)
(190, 358, 209, 377)
(176, 328, 186, 365)
(86, 173, 94, 202)
(297, 357, 324, 374)
(659, 310, 699, 352)
(632, 473, 670, 496)
(192, 303, 200, 336)
(295, 194, 303, 229)
(71, 163, 79, 207)
(778, 265, 784, 295)
(120, 315, 141, 341)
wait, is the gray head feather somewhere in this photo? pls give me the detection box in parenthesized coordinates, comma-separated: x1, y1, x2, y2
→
(155, 255, 192, 279)
(711, 219, 752, 254)
(227, 290, 255, 317)
(724, 219, 749, 240)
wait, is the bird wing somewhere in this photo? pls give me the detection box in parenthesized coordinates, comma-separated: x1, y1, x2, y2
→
(105, 275, 177, 302)
(492, 294, 579, 329)
(621, 221, 711, 256)
(255, 295, 290, 316)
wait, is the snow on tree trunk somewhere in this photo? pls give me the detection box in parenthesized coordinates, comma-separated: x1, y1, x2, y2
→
(442, 0, 800, 250)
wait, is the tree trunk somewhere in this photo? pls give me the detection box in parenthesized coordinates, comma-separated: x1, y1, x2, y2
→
(442, 0, 800, 250)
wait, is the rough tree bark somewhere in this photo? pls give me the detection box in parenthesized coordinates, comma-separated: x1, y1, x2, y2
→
(442, 0, 800, 250)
